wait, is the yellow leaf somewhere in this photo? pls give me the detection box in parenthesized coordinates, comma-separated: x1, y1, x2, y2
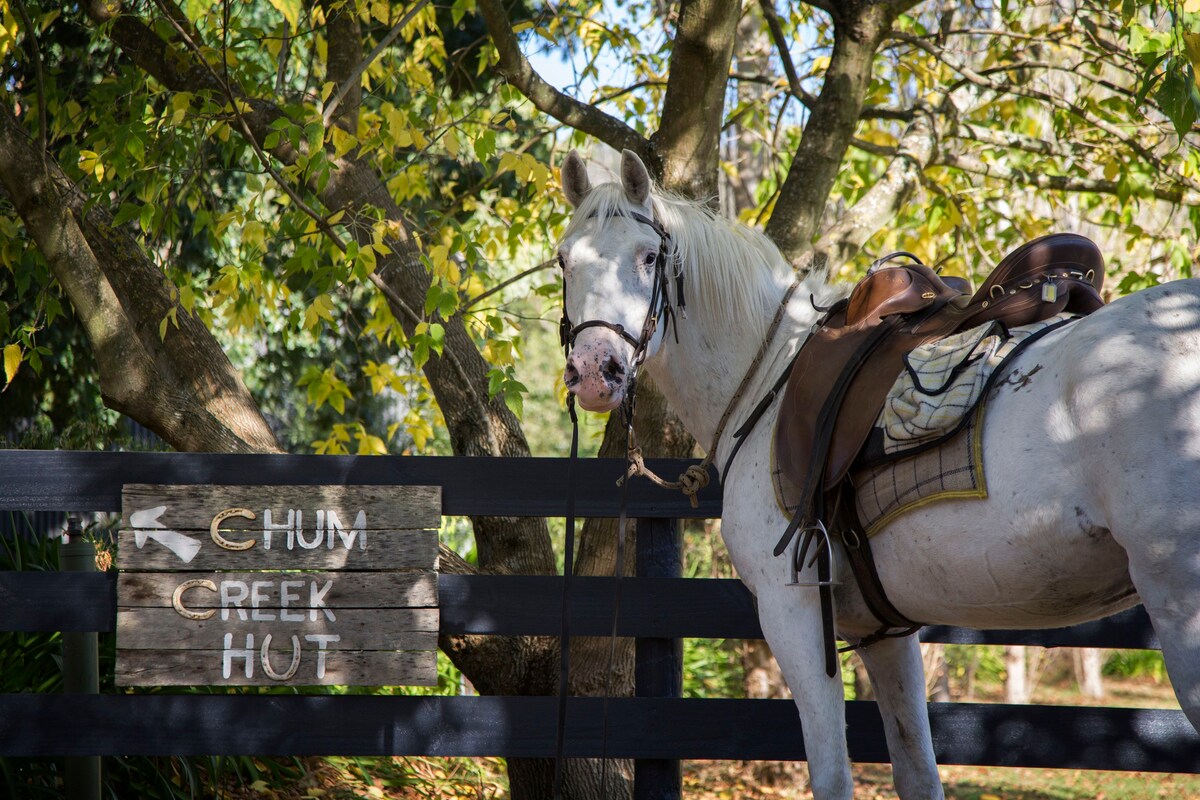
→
(243, 219, 265, 250)
(267, 0, 301, 28)
(497, 152, 519, 175)
(3, 343, 20, 384)
(78, 149, 102, 179)
(356, 431, 387, 455)
(1184, 33, 1200, 89)
(444, 128, 460, 159)
(330, 126, 357, 159)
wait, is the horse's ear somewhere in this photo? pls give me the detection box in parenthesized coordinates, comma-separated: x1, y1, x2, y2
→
(561, 151, 592, 208)
(620, 149, 652, 207)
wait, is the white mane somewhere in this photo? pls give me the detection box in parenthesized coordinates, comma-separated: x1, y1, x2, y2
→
(562, 182, 828, 330)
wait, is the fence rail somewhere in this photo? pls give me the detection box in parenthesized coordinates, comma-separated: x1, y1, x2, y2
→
(2, 449, 1198, 798)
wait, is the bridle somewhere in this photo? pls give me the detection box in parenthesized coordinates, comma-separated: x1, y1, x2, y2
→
(558, 209, 685, 401)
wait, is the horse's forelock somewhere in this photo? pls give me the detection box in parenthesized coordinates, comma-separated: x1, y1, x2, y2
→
(560, 183, 632, 243)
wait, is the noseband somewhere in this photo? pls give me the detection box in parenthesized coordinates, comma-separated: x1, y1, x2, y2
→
(559, 210, 685, 389)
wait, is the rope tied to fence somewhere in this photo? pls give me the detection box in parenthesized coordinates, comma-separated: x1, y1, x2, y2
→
(618, 446, 711, 508)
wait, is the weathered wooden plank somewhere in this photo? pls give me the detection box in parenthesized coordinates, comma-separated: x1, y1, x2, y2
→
(116, 529, 439, 572)
(115, 607, 438, 650)
(117, 572, 437, 610)
(121, 484, 442, 530)
(114, 648, 437, 687)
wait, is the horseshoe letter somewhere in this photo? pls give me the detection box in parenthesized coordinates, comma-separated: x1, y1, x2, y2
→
(172, 578, 217, 620)
(210, 507, 257, 551)
(260, 634, 302, 681)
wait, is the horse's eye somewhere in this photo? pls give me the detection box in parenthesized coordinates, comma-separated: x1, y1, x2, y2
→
(644, 251, 657, 268)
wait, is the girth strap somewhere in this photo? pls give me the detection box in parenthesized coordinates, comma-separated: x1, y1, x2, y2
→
(832, 483, 922, 636)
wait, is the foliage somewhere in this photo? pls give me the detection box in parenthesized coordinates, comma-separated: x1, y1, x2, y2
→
(0, 0, 560, 454)
(3, 1, 1200, 797)
(1103, 649, 1169, 683)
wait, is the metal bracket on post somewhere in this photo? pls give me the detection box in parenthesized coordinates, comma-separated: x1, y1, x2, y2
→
(60, 515, 101, 800)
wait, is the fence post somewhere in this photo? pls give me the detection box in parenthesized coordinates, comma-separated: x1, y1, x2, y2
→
(60, 516, 100, 800)
(634, 517, 682, 800)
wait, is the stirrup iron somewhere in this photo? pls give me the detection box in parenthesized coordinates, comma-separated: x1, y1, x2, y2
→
(786, 520, 838, 588)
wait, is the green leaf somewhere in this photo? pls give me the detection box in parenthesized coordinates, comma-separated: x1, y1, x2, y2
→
(112, 203, 142, 226)
(1155, 61, 1199, 139)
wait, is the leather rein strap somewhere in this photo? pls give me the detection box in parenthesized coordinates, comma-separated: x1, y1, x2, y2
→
(553, 209, 679, 800)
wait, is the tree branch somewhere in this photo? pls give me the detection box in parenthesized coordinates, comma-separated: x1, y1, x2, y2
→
(889, 28, 1200, 198)
(814, 108, 938, 267)
(652, 0, 743, 197)
(758, 0, 806, 101)
(476, 0, 650, 161)
(937, 151, 1200, 206)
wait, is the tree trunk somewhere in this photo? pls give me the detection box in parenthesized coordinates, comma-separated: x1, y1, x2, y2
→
(923, 643, 951, 702)
(1005, 646, 1029, 704)
(1075, 648, 1105, 700)
(764, 1, 906, 263)
(0, 105, 281, 454)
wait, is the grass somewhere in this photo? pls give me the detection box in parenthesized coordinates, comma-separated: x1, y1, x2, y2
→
(678, 761, 1200, 800)
(676, 679, 1195, 800)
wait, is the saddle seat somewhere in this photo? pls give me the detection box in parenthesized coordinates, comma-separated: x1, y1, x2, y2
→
(774, 233, 1105, 519)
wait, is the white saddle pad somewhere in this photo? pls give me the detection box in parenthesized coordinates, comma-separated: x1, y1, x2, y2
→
(880, 313, 1076, 454)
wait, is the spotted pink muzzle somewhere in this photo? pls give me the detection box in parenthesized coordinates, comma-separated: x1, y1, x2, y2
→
(564, 332, 630, 412)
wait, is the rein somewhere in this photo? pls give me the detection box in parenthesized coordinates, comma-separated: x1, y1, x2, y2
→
(553, 208, 676, 800)
(553, 209, 807, 795)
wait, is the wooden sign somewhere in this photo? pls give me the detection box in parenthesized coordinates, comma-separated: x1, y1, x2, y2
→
(116, 484, 441, 687)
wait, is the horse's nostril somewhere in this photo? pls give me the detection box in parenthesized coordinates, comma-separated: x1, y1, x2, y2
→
(603, 357, 626, 381)
(564, 360, 581, 388)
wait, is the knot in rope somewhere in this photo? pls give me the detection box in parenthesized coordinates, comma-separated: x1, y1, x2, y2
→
(676, 464, 711, 507)
(618, 446, 711, 509)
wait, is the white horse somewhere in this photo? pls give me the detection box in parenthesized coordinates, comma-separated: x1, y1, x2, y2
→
(557, 149, 1200, 799)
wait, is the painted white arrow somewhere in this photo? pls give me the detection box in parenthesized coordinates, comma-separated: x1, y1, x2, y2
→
(129, 505, 202, 563)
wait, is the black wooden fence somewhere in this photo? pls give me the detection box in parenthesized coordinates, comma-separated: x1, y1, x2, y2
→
(2, 449, 1199, 799)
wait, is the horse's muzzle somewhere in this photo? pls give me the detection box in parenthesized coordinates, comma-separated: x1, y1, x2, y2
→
(564, 337, 629, 412)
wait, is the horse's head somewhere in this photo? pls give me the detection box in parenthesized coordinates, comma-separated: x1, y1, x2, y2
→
(558, 149, 677, 413)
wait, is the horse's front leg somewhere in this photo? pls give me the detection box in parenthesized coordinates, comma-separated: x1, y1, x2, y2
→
(755, 584, 854, 799)
(855, 635, 945, 799)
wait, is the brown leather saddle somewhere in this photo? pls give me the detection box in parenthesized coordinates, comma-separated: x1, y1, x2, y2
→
(762, 233, 1103, 670)
(773, 232, 1105, 533)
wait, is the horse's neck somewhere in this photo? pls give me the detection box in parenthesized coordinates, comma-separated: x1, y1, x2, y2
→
(645, 272, 834, 454)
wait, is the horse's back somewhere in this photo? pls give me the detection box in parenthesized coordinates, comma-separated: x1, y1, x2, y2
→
(865, 280, 1200, 629)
